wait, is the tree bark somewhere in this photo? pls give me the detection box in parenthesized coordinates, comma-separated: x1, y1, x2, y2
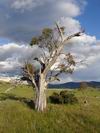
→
(35, 74, 47, 111)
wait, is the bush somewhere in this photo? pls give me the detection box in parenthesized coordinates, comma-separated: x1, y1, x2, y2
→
(60, 90, 68, 96)
(49, 92, 60, 104)
(48, 91, 78, 104)
(63, 93, 78, 104)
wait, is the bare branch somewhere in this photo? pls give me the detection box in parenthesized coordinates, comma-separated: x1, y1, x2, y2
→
(21, 62, 39, 90)
(55, 22, 64, 41)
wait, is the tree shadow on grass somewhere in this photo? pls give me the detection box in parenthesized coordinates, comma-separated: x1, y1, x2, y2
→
(0, 93, 35, 110)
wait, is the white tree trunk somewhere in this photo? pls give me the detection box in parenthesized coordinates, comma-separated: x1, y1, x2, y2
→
(35, 74, 47, 111)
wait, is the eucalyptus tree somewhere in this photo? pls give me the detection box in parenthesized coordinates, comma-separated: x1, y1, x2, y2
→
(22, 23, 83, 111)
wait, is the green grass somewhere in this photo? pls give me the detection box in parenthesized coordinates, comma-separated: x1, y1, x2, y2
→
(0, 81, 100, 133)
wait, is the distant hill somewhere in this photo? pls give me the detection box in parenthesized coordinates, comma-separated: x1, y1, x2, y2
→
(48, 81, 100, 89)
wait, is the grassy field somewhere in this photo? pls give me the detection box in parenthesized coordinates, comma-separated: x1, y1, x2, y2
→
(0, 81, 100, 133)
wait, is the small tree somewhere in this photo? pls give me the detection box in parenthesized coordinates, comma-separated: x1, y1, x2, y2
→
(80, 82, 88, 90)
(21, 23, 83, 111)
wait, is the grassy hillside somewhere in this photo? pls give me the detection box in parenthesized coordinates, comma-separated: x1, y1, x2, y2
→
(0, 81, 100, 133)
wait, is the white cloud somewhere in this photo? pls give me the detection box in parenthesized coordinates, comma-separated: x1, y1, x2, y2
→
(64, 37, 100, 82)
(66, 34, 99, 69)
(57, 2, 80, 17)
(0, 43, 42, 73)
(59, 16, 98, 73)
(0, 0, 86, 42)
(11, 0, 44, 11)
(69, 34, 96, 45)
(60, 17, 81, 35)
(11, 0, 84, 17)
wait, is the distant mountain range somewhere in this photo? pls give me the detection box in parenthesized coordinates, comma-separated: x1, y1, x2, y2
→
(0, 76, 100, 89)
(48, 81, 100, 89)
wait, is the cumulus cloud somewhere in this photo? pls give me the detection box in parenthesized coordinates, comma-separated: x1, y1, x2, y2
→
(11, 0, 81, 15)
(11, 0, 45, 11)
(0, 0, 86, 42)
(0, 43, 42, 75)
(60, 36, 100, 82)
(57, 2, 80, 17)
(59, 16, 99, 74)
(60, 17, 81, 36)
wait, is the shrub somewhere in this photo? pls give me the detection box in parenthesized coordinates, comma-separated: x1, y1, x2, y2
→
(60, 90, 68, 96)
(63, 93, 78, 104)
(49, 92, 60, 104)
(49, 91, 78, 104)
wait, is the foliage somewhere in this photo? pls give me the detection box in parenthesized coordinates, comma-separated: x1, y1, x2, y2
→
(30, 37, 39, 46)
(49, 90, 78, 104)
(48, 92, 60, 104)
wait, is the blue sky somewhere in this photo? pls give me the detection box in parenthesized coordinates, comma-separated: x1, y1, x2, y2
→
(78, 0, 100, 39)
(0, 38, 11, 45)
(0, 0, 100, 82)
